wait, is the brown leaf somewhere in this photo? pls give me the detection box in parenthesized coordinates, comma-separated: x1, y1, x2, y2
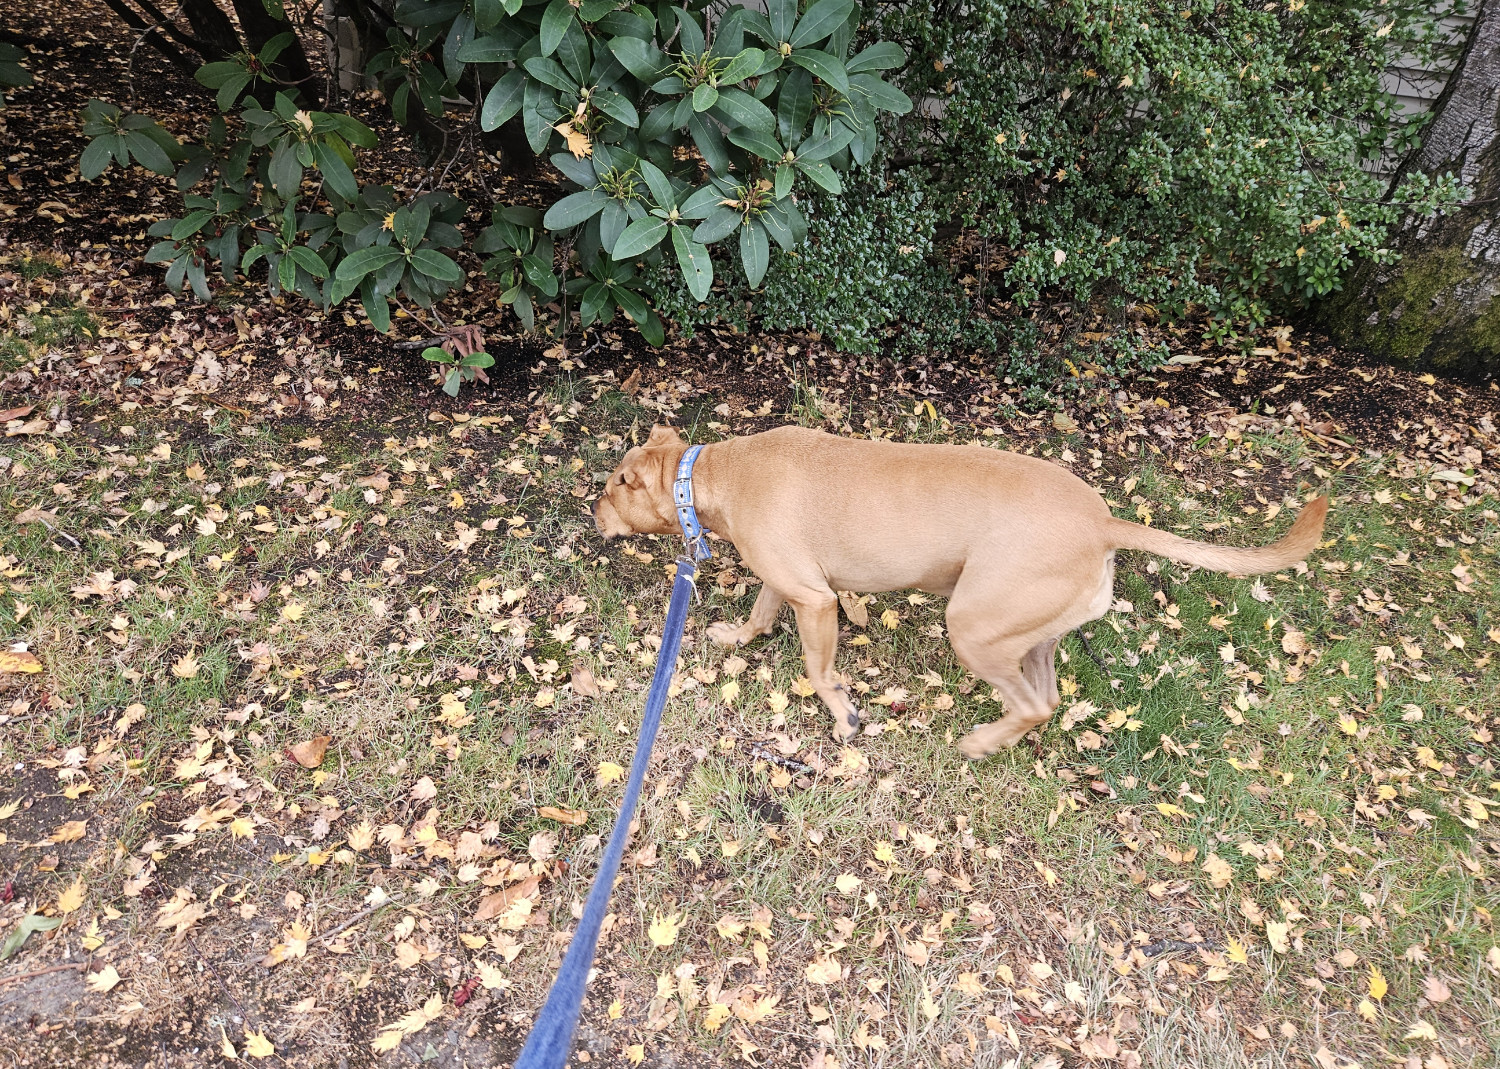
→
(1421, 974, 1452, 1003)
(570, 666, 600, 698)
(474, 873, 542, 921)
(538, 806, 588, 826)
(837, 592, 869, 628)
(620, 368, 642, 397)
(0, 405, 36, 422)
(289, 736, 332, 768)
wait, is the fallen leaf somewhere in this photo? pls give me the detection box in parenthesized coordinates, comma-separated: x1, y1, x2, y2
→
(56, 879, 86, 915)
(0, 649, 42, 674)
(596, 761, 625, 786)
(537, 806, 587, 826)
(805, 955, 841, 984)
(243, 1029, 275, 1058)
(474, 874, 542, 922)
(649, 912, 681, 947)
(570, 666, 600, 697)
(1368, 965, 1388, 1001)
(85, 965, 121, 993)
(289, 736, 331, 768)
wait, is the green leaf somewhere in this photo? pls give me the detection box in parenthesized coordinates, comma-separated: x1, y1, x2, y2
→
(591, 89, 639, 128)
(846, 41, 905, 74)
(361, 279, 391, 332)
(335, 244, 404, 282)
(580, 281, 612, 326)
(608, 37, 667, 81)
(789, 0, 854, 49)
(638, 309, 665, 346)
(611, 216, 669, 259)
(268, 143, 303, 196)
(278, 253, 297, 292)
(613, 283, 648, 323)
(788, 49, 848, 95)
(678, 184, 726, 218)
(796, 122, 855, 161)
(718, 47, 764, 85)
(523, 80, 560, 154)
(0, 915, 61, 961)
(80, 137, 116, 180)
(123, 130, 175, 174)
(544, 189, 611, 229)
(766, 0, 796, 43)
(671, 227, 712, 300)
(600, 200, 630, 252)
(740, 220, 769, 287)
(523, 56, 579, 94)
(539, 0, 573, 57)
(687, 113, 730, 174)
(777, 68, 813, 142)
(422, 345, 453, 364)
(692, 208, 740, 244)
(795, 156, 842, 193)
(850, 72, 912, 115)
(288, 245, 329, 279)
(312, 142, 358, 202)
(774, 163, 794, 200)
(692, 83, 719, 113)
(411, 248, 464, 283)
(480, 69, 526, 131)
(457, 32, 521, 63)
(711, 87, 775, 132)
(216, 72, 252, 113)
(637, 159, 675, 210)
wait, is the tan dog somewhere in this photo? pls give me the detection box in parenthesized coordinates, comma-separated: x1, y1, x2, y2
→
(594, 425, 1327, 758)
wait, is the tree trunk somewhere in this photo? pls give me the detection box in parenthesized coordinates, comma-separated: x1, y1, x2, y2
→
(1322, 0, 1500, 377)
(179, 0, 242, 62)
(229, 0, 322, 109)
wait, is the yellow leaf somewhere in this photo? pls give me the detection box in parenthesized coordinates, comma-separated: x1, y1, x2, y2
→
(477, 961, 510, 990)
(371, 1030, 404, 1053)
(880, 608, 900, 630)
(1403, 1019, 1437, 1041)
(720, 680, 740, 703)
(608, 999, 624, 1020)
(85, 964, 121, 993)
(348, 820, 375, 851)
(51, 820, 87, 844)
(1367, 965, 1387, 1001)
(0, 649, 43, 674)
(220, 1025, 239, 1059)
(625, 1045, 644, 1066)
(0, 800, 18, 821)
(56, 878, 86, 915)
(805, 955, 841, 984)
(1202, 853, 1233, 889)
(553, 120, 592, 158)
(229, 817, 255, 840)
(702, 1002, 731, 1033)
(648, 912, 681, 947)
(1357, 998, 1378, 1021)
(834, 873, 861, 895)
(1338, 714, 1359, 736)
(597, 761, 625, 786)
(1155, 802, 1189, 820)
(171, 651, 200, 679)
(243, 1030, 275, 1058)
(1225, 936, 1248, 964)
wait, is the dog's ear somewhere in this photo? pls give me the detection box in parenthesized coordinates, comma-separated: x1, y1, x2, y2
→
(645, 425, 681, 447)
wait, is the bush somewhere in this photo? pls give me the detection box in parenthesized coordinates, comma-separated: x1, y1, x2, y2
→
(76, 0, 913, 364)
(867, 0, 1468, 339)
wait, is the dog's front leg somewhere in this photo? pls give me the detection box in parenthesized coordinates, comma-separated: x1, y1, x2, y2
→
(790, 592, 860, 742)
(707, 585, 785, 647)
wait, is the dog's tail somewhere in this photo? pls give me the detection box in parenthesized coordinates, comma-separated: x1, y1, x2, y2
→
(1105, 496, 1328, 575)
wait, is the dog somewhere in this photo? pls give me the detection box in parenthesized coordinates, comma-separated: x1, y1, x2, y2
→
(593, 425, 1327, 758)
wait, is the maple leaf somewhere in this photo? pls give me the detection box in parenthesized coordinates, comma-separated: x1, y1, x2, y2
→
(56, 879, 86, 915)
(596, 761, 625, 786)
(805, 955, 841, 984)
(648, 912, 681, 947)
(85, 965, 121, 993)
(553, 120, 592, 158)
(1367, 965, 1387, 1001)
(243, 1029, 275, 1058)
(1265, 919, 1290, 954)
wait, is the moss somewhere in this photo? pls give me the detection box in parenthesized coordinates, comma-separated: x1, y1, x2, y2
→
(1324, 246, 1499, 377)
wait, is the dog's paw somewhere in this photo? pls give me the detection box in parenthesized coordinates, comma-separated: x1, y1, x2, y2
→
(706, 621, 745, 647)
(830, 705, 860, 743)
(957, 726, 1012, 760)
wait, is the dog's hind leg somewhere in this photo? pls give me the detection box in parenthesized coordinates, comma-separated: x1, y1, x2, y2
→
(707, 585, 785, 647)
(1022, 637, 1061, 712)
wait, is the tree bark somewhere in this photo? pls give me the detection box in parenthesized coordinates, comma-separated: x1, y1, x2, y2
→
(229, 0, 321, 109)
(179, 0, 243, 62)
(1322, 0, 1500, 377)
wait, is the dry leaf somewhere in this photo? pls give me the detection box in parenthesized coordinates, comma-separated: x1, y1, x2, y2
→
(570, 666, 600, 698)
(289, 735, 331, 768)
(56, 879, 86, 915)
(474, 873, 542, 922)
(0, 649, 42, 674)
(85, 965, 121, 993)
(805, 955, 841, 984)
(537, 806, 587, 826)
(243, 1030, 275, 1058)
(648, 912, 681, 947)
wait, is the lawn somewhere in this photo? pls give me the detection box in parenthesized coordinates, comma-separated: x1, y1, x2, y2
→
(2, 293, 1497, 1068)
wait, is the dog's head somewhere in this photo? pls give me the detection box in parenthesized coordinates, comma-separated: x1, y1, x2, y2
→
(592, 425, 684, 540)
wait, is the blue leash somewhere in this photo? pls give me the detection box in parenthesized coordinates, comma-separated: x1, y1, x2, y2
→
(514, 444, 711, 1068)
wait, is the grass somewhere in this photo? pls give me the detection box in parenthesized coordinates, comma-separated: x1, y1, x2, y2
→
(1, 372, 1497, 1068)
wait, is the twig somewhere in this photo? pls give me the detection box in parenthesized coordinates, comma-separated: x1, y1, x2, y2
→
(393, 336, 448, 350)
(0, 962, 86, 985)
(1140, 937, 1219, 958)
(187, 934, 246, 1019)
(1073, 628, 1107, 670)
(27, 512, 82, 550)
(315, 896, 400, 944)
(748, 743, 815, 776)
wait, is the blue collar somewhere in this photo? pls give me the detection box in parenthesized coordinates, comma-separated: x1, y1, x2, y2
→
(672, 443, 712, 561)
